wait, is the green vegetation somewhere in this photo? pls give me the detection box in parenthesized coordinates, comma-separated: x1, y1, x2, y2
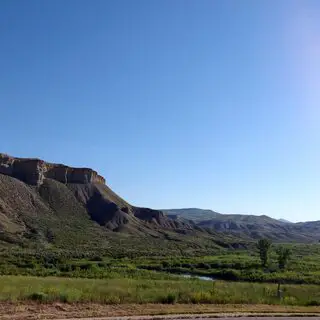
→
(0, 241, 319, 306)
(0, 275, 319, 306)
(276, 246, 292, 271)
(257, 239, 272, 267)
(0, 243, 319, 284)
(136, 243, 320, 285)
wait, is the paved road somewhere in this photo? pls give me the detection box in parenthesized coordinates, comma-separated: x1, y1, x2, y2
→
(195, 318, 320, 320)
(57, 316, 320, 320)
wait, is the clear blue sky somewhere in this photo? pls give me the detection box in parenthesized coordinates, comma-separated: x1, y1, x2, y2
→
(1, 0, 320, 222)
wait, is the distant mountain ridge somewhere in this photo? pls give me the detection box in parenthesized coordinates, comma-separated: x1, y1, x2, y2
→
(164, 208, 221, 222)
(278, 218, 293, 223)
(163, 208, 320, 242)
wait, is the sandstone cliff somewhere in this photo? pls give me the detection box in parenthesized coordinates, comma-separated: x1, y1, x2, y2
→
(0, 153, 105, 185)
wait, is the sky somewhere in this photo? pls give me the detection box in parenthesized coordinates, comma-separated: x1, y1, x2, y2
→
(1, 0, 320, 222)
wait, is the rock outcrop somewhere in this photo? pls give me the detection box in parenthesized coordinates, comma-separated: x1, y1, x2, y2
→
(0, 153, 105, 185)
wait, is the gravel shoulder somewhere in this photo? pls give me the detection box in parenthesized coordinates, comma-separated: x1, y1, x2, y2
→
(0, 303, 319, 320)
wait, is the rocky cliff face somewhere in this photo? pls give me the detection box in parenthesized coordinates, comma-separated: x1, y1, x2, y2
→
(0, 153, 105, 185)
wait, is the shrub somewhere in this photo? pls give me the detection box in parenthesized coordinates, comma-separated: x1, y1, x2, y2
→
(28, 292, 49, 302)
(89, 256, 103, 261)
(190, 291, 213, 304)
(162, 261, 171, 268)
(197, 262, 211, 269)
(306, 300, 320, 306)
(79, 263, 92, 271)
(282, 296, 298, 305)
(159, 293, 176, 304)
(59, 293, 68, 303)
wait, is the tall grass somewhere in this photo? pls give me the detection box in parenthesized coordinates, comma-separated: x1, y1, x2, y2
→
(0, 275, 319, 305)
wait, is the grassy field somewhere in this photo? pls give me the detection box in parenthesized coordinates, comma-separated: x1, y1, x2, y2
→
(0, 275, 319, 306)
(0, 243, 319, 307)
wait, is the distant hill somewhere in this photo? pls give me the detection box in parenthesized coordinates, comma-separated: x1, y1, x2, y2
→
(278, 218, 293, 223)
(163, 208, 320, 242)
(163, 208, 221, 222)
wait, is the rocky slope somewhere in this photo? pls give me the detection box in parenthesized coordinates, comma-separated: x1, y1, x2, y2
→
(0, 154, 194, 248)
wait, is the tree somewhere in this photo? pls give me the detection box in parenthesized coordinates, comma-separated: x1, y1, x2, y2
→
(275, 246, 291, 300)
(276, 246, 291, 271)
(257, 239, 272, 267)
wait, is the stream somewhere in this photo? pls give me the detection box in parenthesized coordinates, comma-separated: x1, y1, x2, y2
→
(178, 273, 215, 281)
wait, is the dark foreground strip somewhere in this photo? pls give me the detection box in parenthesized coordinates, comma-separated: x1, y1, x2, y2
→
(56, 314, 320, 320)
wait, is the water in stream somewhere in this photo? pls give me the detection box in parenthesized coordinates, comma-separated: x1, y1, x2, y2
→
(179, 274, 215, 281)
